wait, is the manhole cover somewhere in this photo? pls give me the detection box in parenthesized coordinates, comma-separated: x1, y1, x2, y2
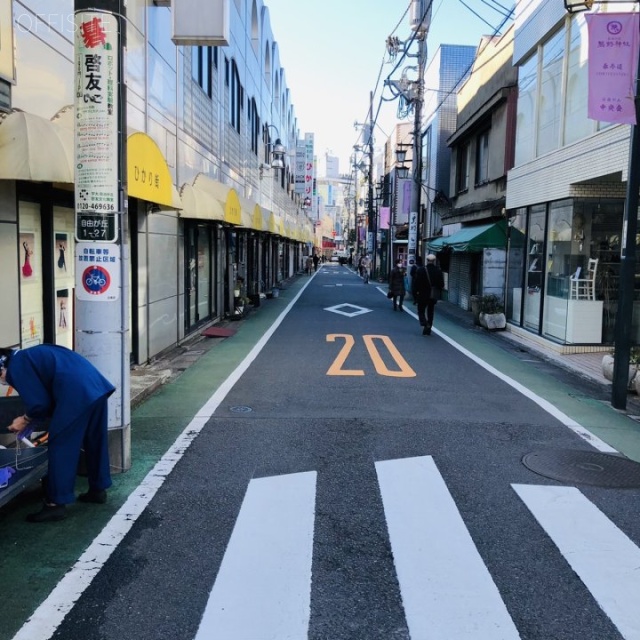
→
(230, 405, 252, 413)
(522, 449, 640, 488)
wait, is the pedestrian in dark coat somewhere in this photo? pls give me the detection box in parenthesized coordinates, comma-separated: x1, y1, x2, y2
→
(1, 344, 115, 522)
(412, 254, 445, 335)
(388, 259, 406, 311)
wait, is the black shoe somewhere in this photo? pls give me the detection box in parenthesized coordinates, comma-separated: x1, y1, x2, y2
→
(422, 326, 431, 335)
(78, 489, 107, 504)
(393, 305, 397, 311)
(399, 305, 403, 311)
(26, 503, 67, 523)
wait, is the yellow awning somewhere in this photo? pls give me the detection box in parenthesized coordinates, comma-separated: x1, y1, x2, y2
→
(265, 211, 280, 234)
(236, 194, 256, 229)
(252, 204, 264, 231)
(180, 182, 225, 221)
(0, 110, 74, 183)
(127, 132, 182, 209)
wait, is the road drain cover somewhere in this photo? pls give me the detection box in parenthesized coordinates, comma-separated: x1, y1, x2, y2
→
(522, 449, 640, 488)
(230, 405, 252, 413)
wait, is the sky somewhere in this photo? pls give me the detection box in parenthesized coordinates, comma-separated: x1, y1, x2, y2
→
(265, 0, 515, 175)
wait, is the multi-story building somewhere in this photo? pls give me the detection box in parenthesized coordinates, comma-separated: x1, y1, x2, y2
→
(433, 25, 518, 311)
(0, 0, 313, 364)
(506, 0, 635, 349)
(421, 43, 477, 250)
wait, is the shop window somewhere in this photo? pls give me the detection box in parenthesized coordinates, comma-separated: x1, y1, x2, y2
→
(18, 202, 44, 346)
(53, 207, 75, 349)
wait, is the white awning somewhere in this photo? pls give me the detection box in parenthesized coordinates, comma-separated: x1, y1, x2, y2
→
(0, 110, 74, 183)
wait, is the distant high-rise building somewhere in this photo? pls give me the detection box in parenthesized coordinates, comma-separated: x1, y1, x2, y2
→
(325, 154, 340, 179)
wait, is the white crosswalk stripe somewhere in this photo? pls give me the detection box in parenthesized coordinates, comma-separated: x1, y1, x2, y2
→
(195, 471, 317, 640)
(192, 459, 640, 640)
(376, 456, 521, 640)
(514, 484, 640, 640)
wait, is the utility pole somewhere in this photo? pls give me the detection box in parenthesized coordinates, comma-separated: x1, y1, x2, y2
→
(74, 0, 131, 471)
(407, 3, 429, 266)
(367, 91, 375, 271)
(352, 150, 360, 257)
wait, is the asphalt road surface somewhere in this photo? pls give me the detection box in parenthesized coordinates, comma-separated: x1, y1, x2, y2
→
(29, 265, 640, 640)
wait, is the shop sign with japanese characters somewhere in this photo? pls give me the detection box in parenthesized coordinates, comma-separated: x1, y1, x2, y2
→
(586, 12, 640, 125)
(74, 10, 119, 240)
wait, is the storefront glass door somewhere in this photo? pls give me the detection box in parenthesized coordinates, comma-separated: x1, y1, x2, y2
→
(523, 204, 546, 333)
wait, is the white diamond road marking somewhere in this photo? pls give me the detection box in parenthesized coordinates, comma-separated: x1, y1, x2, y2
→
(324, 303, 371, 317)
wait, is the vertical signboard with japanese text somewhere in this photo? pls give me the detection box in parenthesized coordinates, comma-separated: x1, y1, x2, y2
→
(295, 142, 305, 195)
(304, 133, 315, 216)
(586, 12, 640, 125)
(74, 10, 119, 243)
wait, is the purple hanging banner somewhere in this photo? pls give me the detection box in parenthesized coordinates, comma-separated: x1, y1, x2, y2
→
(586, 12, 639, 125)
(379, 206, 390, 230)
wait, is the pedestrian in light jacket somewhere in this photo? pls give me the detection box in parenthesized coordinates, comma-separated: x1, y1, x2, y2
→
(388, 259, 406, 311)
(1, 344, 115, 522)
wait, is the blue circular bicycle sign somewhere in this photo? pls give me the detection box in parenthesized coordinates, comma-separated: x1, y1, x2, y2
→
(82, 265, 111, 296)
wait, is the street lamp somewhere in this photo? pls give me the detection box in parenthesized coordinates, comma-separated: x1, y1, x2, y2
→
(564, 1, 640, 409)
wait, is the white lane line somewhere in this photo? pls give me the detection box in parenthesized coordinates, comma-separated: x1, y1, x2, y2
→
(513, 484, 640, 640)
(376, 456, 521, 640)
(397, 298, 616, 453)
(11, 278, 315, 640)
(195, 471, 316, 640)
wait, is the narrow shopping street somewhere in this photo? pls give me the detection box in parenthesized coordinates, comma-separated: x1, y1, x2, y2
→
(3, 264, 640, 640)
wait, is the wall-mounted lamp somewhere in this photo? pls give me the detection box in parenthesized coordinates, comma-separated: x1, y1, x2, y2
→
(261, 124, 286, 180)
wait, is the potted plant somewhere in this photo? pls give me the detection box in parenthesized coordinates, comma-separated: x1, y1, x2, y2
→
(602, 346, 640, 392)
(478, 294, 507, 330)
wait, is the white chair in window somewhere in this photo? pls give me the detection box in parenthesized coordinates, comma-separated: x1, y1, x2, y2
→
(570, 258, 598, 300)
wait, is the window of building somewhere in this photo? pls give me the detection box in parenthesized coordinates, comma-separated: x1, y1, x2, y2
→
(564, 13, 592, 144)
(230, 60, 242, 133)
(191, 46, 212, 98)
(456, 143, 469, 193)
(537, 27, 565, 156)
(249, 98, 260, 155)
(515, 52, 538, 165)
(475, 130, 489, 185)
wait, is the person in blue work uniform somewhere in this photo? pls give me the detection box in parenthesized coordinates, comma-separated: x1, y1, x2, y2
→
(0, 344, 115, 523)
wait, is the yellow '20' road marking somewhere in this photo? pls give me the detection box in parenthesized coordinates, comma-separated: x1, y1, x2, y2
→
(326, 334, 416, 378)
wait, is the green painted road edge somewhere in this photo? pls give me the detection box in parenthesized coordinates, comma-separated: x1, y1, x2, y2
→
(0, 280, 306, 640)
(434, 312, 640, 463)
